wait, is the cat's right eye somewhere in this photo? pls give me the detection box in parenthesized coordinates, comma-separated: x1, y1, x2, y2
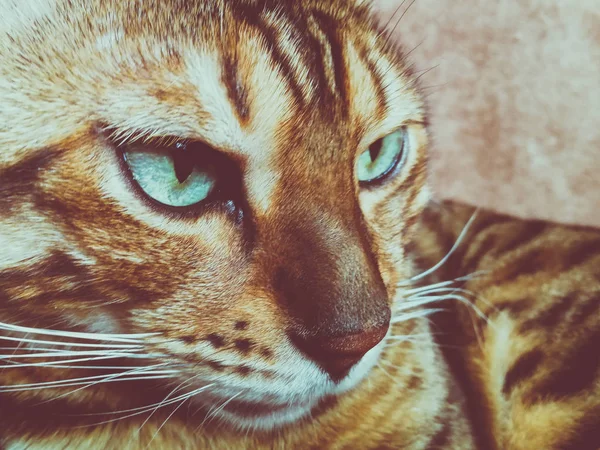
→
(357, 128, 407, 186)
(121, 141, 218, 209)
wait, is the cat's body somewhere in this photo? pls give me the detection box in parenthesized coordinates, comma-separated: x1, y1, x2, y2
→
(0, 0, 598, 449)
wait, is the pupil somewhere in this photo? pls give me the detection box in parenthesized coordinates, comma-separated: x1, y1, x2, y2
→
(171, 142, 195, 184)
(368, 139, 383, 163)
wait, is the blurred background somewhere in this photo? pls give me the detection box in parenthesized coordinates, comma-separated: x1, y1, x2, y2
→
(374, 0, 600, 227)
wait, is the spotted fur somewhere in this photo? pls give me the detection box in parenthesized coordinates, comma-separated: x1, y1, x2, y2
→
(0, 0, 598, 449)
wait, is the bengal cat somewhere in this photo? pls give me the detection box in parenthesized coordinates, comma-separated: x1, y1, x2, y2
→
(1, 0, 599, 449)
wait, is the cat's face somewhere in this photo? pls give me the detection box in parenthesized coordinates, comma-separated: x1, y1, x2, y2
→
(0, 0, 428, 430)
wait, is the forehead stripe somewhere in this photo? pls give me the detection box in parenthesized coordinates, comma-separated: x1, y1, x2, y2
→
(312, 11, 349, 115)
(232, 4, 306, 107)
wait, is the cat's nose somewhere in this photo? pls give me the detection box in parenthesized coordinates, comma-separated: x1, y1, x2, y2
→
(292, 322, 389, 382)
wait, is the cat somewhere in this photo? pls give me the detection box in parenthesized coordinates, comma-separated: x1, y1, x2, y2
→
(0, 0, 598, 448)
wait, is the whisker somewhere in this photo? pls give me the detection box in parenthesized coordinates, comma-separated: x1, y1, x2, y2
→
(403, 210, 479, 284)
(381, 0, 418, 51)
(137, 375, 200, 433)
(0, 374, 177, 393)
(0, 363, 163, 370)
(0, 335, 145, 348)
(0, 346, 142, 352)
(0, 331, 29, 374)
(75, 379, 220, 417)
(376, 0, 408, 39)
(383, 333, 431, 341)
(406, 294, 490, 325)
(74, 383, 218, 427)
(400, 274, 485, 295)
(0, 350, 147, 359)
(0, 354, 159, 369)
(145, 396, 191, 449)
(0, 322, 157, 343)
(200, 392, 242, 429)
(0, 377, 177, 394)
(36, 364, 174, 404)
(391, 308, 442, 324)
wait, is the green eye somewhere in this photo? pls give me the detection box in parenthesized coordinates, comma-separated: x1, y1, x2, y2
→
(123, 142, 218, 208)
(357, 128, 406, 184)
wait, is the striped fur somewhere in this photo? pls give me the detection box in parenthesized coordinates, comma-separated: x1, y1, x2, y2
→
(412, 202, 600, 450)
(0, 0, 598, 448)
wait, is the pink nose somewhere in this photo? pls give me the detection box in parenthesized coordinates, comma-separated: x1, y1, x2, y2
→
(292, 324, 388, 382)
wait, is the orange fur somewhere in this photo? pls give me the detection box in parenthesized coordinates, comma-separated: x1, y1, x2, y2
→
(0, 1, 598, 449)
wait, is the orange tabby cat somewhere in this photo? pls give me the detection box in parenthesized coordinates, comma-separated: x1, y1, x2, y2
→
(0, 0, 598, 449)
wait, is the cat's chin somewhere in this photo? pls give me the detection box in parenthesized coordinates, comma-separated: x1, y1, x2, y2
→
(199, 339, 386, 431)
(214, 397, 319, 431)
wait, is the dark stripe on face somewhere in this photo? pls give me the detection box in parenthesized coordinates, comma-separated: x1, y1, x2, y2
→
(0, 378, 175, 430)
(0, 250, 157, 307)
(232, 4, 306, 107)
(292, 13, 330, 104)
(373, 154, 426, 224)
(557, 407, 600, 450)
(397, 159, 427, 206)
(528, 328, 600, 402)
(0, 251, 83, 285)
(425, 421, 452, 449)
(222, 53, 250, 123)
(518, 293, 577, 333)
(312, 11, 349, 114)
(0, 148, 59, 212)
(502, 349, 544, 395)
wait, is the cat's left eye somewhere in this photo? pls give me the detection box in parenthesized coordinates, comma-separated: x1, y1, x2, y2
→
(121, 141, 219, 209)
(357, 128, 407, 185)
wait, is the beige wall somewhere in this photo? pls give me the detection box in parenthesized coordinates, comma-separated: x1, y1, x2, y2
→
(374, 0, 600, 227)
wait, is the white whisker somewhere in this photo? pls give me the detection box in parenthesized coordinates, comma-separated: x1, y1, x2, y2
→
(384, 333, 431, 341)
(0, 350, 145, 359)
(0, 322, 157, 343)
(395, 297, 446, 311)
(391, 308, 442, 324)
(403, 209, 479, 284)
(76, 380, 219, 417)
(74, 383, 217, 427)
(145, 396, 191, 449)
(137, 376, 200, 433)
(406, 294, 490, 324)
(0, 375, 177, 393)
(0, 354, 158, 369)
(0, 335, 145, 348)
(0, 370, 177, 390)
(201, 392, 242, 428)
(402, 279, 462, 295)
(36, 364, 173, 403)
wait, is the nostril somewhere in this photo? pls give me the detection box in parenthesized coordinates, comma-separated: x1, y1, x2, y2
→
(291, 324, 389, 382)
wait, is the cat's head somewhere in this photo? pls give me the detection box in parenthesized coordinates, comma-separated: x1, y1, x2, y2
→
(0, 0, 428, 430)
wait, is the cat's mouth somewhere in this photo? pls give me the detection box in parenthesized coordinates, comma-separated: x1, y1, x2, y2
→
(200, 393, 320, 430)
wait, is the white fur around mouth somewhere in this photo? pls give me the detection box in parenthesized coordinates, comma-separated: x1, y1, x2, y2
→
(199, 337, 388, 431)
(206, 396, 319, 430)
